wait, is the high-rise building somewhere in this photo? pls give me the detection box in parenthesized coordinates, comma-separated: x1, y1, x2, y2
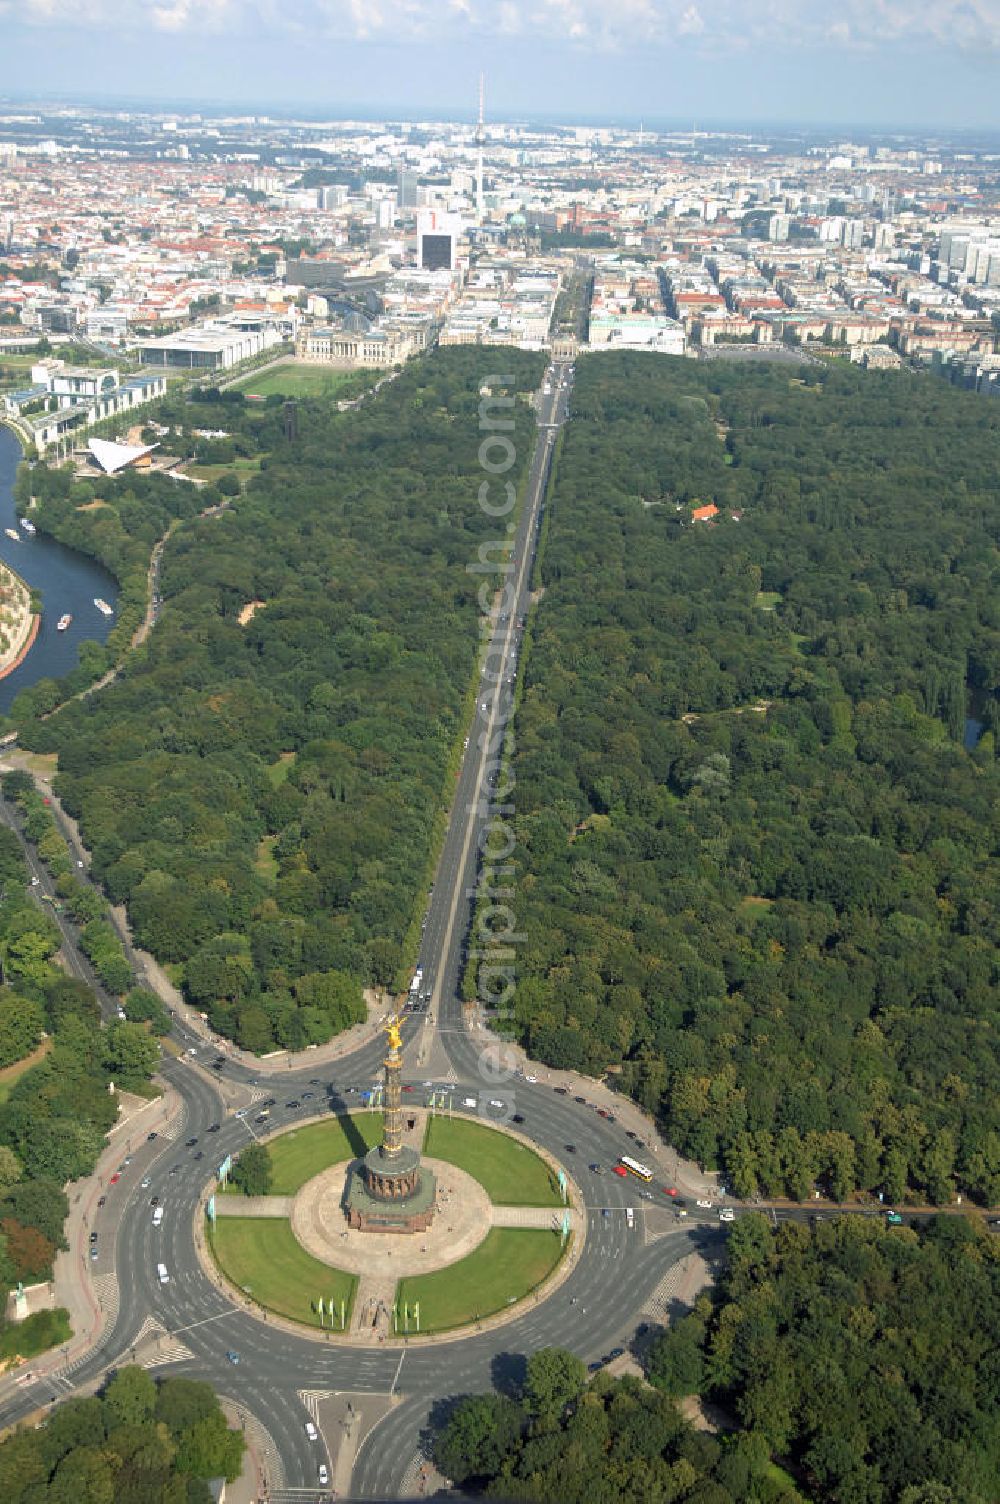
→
(475, 73, 485, 225)
(397, 168, 419, 209)
(417, 209, 462, 271)
(317, 184, 348, 210)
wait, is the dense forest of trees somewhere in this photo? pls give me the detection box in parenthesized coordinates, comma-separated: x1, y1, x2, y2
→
(436, 1220, 1000, 1504)
(503, 353, 1000, 1204)
(648, 1214, 1000, 1502)
(0, 1368, 243, 1502)
(433, 1344, 798, 1503)
(0, 789, 160, 1359)
(16, 350, 544, 1049)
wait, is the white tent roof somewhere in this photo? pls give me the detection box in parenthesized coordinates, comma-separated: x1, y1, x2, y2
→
(87, 437, 158, 475)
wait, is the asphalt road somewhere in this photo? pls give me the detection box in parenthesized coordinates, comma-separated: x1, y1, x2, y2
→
(0, 363, 720, 1500)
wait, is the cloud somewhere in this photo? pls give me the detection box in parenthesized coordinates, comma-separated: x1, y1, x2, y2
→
(0, 0, 998, 52)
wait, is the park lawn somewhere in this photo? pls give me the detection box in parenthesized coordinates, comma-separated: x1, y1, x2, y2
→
(396, 1229, 564, 1334)
(232, 364, 370, 400)
(423, 1116, 562, 1206)
(265, 751, 296, 787)
(264, 1113, 383, 1194)
(185, 457, 261, 484)
(210, 1217, 355, 1328)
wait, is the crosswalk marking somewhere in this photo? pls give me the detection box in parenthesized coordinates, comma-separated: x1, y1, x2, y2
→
(299, 1388, 338, 1423)
(141, 1338, 194, 1367)
(91, 1272, 120, 1328)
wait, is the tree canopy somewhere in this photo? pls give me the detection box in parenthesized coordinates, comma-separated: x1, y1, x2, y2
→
(18, 350, 544, 1051)
(0, 1368, 243, 1502)
(490, 352, 1000, 1204)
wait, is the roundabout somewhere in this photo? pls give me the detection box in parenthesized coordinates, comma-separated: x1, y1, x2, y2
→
(208, 1100, 582, 1338)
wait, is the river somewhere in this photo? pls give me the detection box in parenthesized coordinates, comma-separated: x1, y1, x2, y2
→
(0, 426, 119, 713)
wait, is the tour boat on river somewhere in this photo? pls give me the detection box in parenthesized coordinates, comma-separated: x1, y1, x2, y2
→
(57, 614, 72, 632)
(4, 528, 19, 543)
(19, 518, 35, 536)
(93, 597, 113, 616)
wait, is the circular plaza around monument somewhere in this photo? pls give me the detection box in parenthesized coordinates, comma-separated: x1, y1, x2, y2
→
(207, 1108, 582, 1338)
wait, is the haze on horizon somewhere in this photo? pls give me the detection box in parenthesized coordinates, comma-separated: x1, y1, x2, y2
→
(0, 0, 998, 131)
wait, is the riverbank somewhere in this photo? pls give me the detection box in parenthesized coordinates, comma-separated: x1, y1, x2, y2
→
(0, 558, 38, 682)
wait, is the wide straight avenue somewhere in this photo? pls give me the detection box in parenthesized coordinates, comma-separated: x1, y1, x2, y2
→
(0, 365, 720, 1502)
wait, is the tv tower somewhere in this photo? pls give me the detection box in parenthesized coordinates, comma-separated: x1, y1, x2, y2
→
(475, 73, 485, 225)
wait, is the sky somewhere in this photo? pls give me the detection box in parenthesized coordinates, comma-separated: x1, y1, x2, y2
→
(1, 0, 999, 130)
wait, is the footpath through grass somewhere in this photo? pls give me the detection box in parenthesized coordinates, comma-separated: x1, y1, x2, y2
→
(396, 1228, 563, 1333)
(0, 1039, 52, 1106)
(262, 1113, 383, 1195)
(209, 1217, 356, 1328)
(424, 1115, 562, 1206)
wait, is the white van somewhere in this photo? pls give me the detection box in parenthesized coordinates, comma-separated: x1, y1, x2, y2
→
(626, 1207, 635, 1229)
(152, 1206, 164, 1227)
(156, 1262, 169, 1284)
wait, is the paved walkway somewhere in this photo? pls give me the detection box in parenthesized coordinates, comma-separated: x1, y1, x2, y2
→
(215, 1195, 293, 1218)
(291, 1157, 492, 1278)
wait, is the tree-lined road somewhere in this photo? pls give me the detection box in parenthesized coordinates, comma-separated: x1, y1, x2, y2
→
(0, 364, 717, 1501)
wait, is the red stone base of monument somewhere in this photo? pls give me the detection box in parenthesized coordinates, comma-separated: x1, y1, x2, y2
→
(346, 1204, 435, 1234)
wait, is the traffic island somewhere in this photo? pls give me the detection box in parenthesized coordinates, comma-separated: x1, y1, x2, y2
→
(205, 1108, 583, 1343)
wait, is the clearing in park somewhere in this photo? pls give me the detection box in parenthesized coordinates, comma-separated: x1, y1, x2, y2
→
(396, 1228, 564, 1333)
(423, 1115, 562, 1206)
(231, 364, 373, 400)
(209, 1216, 356, 1328)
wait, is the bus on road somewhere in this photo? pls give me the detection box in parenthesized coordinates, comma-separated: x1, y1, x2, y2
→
(619, 1155, 653, 1182)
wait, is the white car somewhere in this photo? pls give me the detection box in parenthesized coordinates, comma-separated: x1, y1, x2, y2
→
(304, 1420, 318, 1442)
(318, 1463, 329, 1485)
(525, 1074, 538, 1083)
(696, 1199, 713, 1209)
(488, 1099, 505, 1109)
(719, 1208, 736, 1223)
(141, 1176, 151, 1189)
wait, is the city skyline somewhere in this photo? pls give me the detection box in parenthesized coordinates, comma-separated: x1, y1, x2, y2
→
(1, 0, 999, 130)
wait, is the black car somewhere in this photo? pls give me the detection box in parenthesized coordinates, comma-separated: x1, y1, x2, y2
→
(301, 1092, 314, 1100)
(609, 1347, 625, 1360)
(565, 1144, 576, 1153)
(554, 1087, 568, 1095)
(89, 1231, 98, 1244)
(263, 1098, 276, 1108)
(147, 1131, 158, 1142)
(97, 1196, 106, 1208)
(309, 1078, 323, 1086)
(169, 1165, 181, 1175)
(185, 1137, 198, 1148)
(574, 1095, 587, 1104)
(512, 1114, 525, 1124)
(208, 1123, 221, 1133)
(193, 1151, 203, 1161)
(150, 1196, 159, 1206)
(587, 1361, 603, 1373)
(286, 1100, 300, 1109)
(625, 1130, 638, 1141)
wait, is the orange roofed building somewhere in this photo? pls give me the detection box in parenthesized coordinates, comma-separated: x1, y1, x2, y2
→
(691, 503, 719, 523)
